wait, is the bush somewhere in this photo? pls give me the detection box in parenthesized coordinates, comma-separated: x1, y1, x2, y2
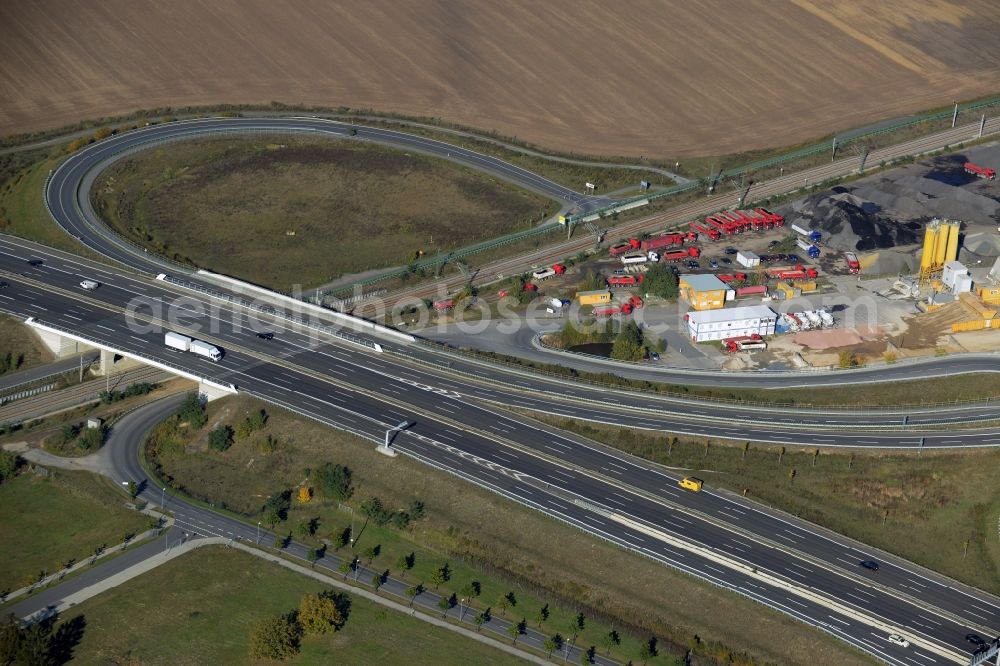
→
(311, 463, 353, 501)
(207, 426, 234, 452)
(176, 392, 207, 428)
(0, 450, 23, 483)
(360, 496, 393, 526)
(77, 426, 105, 451)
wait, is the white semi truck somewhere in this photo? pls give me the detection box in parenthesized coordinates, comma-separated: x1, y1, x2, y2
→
(164, 331, 223, 362)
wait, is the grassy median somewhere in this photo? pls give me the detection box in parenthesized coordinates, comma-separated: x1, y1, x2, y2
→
(145, 393, 873, 666)
(90, 136, 559, 291)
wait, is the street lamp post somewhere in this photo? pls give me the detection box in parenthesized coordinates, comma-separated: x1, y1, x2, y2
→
(161, 485, 166, 508)
(257, 521, 261, 544)
(379, 420, 411, 457)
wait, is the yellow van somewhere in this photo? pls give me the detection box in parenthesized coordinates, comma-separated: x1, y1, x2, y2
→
(678, 477, 704, 492)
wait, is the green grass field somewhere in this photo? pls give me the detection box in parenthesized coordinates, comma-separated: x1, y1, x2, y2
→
(0, 469, 150, 594)
(146, 394, 872, 666)
(540, 415, 1000, 595)
(56, 546, 520, 665)
(90, 136, 559, 291)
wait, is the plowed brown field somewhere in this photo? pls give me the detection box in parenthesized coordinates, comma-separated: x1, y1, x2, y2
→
(1, 0, 998, 157)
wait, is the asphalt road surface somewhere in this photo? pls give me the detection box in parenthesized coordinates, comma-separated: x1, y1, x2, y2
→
(1, 238, 998, 664)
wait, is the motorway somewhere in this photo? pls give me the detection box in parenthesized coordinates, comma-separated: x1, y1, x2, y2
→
(9, 114, 1000, 663)
(2, 236, 999, 664)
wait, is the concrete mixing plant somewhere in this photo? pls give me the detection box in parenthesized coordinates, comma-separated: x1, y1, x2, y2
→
(918, 218, 960, 282)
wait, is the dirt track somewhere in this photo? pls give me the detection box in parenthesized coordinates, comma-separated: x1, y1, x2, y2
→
(2, 1, 999, 157)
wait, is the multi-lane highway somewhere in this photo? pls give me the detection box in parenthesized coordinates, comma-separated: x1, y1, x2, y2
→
(8, 113, 1000, 664)
(2, 235, 998, 664)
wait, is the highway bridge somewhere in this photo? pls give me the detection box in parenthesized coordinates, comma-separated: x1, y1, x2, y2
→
(5, 114, 1000, 664)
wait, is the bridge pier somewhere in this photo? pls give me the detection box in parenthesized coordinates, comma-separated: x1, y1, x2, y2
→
(198, 380, 233, 403)
(97, 349, 144, 376)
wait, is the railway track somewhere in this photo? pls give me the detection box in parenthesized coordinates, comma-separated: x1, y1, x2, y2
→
(356, 116, 1000, 317)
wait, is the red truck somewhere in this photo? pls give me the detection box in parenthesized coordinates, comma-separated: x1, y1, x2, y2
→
(766, 265, 818, 280)
(721, 334, 767, 353)
(706, 216, 740, 236)
(433, 299, 454, 311)
(716, 272, 749, 283)
(552, 263, 567, 274)
(844, 252, 860, 274)
(592, 295, 643, 317)
(641, 233, 687, 252)
(735, 285, 767, 297)
(607, 274, 645, 288)
(662, 246, 701, 262)
(755, 207, 785, 227)
(610, 239, 641, 256)
(688, 221, 721, 241)
(965, 162, 997, 180)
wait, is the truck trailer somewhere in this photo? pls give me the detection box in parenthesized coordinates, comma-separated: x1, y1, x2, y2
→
(164, 331, 223, 362)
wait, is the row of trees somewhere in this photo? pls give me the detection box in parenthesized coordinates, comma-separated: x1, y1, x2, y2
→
(248, 590, 351, 660)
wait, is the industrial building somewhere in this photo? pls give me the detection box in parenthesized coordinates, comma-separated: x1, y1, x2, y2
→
(679, 274, 729, 311)
(919, 218, 961, 281)
(686, 305, 777, 342)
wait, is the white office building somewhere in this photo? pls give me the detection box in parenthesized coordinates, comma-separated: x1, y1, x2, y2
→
(686, 305, 777, 342)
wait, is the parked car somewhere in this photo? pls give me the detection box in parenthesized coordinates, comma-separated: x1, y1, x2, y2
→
(787, 254, 801, 263)
(709, 259, 719, 269)
(686, 260, 700, 269)
(720, 257, 732, 265)
(724, 247, 738, 255)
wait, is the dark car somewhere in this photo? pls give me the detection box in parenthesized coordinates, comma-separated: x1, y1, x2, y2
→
(787, 254, 801, 263)
(0, 280, 7, 288)
(859, 560, 879, 571)
(709, 259, 719, 269)
(686, 260, 700, 269)
(27, 258, 43, 266)
(721, 257, 732, 265)
(724, 247, 738, 255)
(768, 240, 780, 247)
(966, 634, 985, 646)
(256, 332, 275, 340)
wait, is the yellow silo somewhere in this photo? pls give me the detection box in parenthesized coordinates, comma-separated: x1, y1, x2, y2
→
(920, 224, 939, 272)
(944, 221, 960, 263)
(934, 221, 950, 266)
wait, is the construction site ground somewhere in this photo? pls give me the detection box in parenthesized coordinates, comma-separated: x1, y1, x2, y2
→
(419, 141, 1000, 371)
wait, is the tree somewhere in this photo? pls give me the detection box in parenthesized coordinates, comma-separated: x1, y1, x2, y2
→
(507, 618, 523, 644)
(126, 480, 139, 499)
(405, 584, 423, 607)
(371, 571, 385, 593)
(581, 646, 596, 664)
(338, 558, 354, 580)
(249, 408, 267, 431)
(431, 562, 451, 588)
(360, 496, 392, 525)
(397, 552, 415, 576)
(438, 593, 452, 617)
(545, 634, 563, 658)
(474, 610, 487, 632)
(535, 603, 550, 627)
(310, 462, 354, 501)
(567, 612, 585, 645)
(644, 263, 679, 299)
(297, 486, 312, 503)
(788, 468, 797, 485)
(362, 545, 380, 564)
(332, 527, 351, 550)
(176, 392, 207, 428)
(263, 489, 292, 522)
(611, 320, 645, 361)
(208, 425, 233, 452)
(248, 614, 301, 660)
(306, 548, 319, 566)
(298, 593, 344, 635)
(602, 629, 621, 656)
(296, 518, 317, 538)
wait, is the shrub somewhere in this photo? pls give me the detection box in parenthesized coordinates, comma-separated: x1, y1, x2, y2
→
(208, 426, 234, 452)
